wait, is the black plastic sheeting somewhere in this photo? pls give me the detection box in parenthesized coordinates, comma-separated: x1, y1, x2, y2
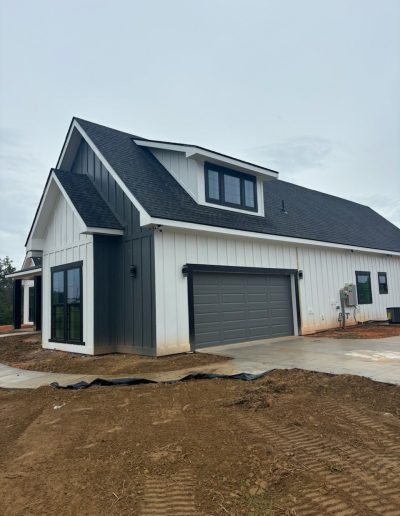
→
(50, 371, 269, 390)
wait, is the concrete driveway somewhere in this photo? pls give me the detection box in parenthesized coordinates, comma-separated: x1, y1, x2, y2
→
(199, 335, 400, 385)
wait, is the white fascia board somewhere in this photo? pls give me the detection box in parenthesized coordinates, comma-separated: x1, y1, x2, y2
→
(26, 174, 58, 251)
(146, 217, 400, 257)
(61, 120, 151, 226)
(134, 139, 279, 179)
(82, 227, 124, 236)
(6, 268, 42, 279)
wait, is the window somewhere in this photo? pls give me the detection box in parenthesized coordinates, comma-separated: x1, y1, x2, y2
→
(355, 271, 372, 305)
(205, 162, 257, 211)
(28, 287, 35, 322)
(378, 272, 388, 294)
(51, 262, 83, 344)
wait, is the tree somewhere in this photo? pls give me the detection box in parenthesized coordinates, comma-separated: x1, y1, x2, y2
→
(0, 257, 16, 325)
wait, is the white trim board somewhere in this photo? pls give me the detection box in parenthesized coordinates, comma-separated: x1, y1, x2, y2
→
(6, 268, 42, 279)
(134, 139, 278, 179)
(146, 218, 400, 257)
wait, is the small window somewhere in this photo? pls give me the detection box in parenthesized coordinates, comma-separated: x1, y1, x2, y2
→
(378, 272, 388, 294)
(205, 163, 257, 212)
(356, 271, 372, 304)
(51, 262, 83, 344)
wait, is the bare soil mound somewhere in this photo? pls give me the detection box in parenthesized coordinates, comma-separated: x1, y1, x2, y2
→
(0, 369, 399, 515)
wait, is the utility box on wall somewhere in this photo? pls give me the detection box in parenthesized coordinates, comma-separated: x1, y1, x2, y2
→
(343, 284, 357, 306)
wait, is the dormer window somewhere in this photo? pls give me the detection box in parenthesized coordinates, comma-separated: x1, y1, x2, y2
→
(205, 162, 257, 212)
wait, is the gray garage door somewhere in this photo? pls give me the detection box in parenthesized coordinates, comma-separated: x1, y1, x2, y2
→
(193, 272, 294, 349)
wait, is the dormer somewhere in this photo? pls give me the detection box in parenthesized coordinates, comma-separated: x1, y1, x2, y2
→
(133, 139, 278, 217)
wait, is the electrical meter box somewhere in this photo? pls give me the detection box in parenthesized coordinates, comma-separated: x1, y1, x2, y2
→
(343, 284, 357, 306)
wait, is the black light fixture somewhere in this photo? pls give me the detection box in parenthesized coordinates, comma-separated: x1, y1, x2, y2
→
(130, 265, 137, 278)
(298, 270, 303, 279)
(182, 265, 189, 277)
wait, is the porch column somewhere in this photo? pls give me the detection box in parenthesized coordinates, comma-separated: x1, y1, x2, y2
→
(13, 279, 22, 329)
(34, 276, 42, 331)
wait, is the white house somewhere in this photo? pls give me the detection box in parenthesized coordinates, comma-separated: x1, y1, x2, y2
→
(7, 118, 400, 355)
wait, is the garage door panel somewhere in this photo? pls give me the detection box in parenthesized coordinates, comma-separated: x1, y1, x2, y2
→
(222, 310, 247, 322)
(193, 271, 294, 348)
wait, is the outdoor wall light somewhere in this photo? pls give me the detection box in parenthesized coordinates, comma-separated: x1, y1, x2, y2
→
(130, 265, 137, 278)
(298, 270, 304, 279)
(182, 265, 189, 277)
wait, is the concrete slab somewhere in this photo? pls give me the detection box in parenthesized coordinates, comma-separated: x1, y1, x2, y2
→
(198, 335, 400, 385)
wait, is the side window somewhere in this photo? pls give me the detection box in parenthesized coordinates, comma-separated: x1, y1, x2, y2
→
(378, 272, 388, 294)
(355, 271, 372, 304)
(51, 263, 83, 343)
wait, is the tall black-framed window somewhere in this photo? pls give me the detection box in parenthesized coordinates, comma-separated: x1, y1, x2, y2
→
(205, 162, 257, 212)
(51, 261, 84, 344)
(355, 271, 372, 305)
(378, 272, 388, 294)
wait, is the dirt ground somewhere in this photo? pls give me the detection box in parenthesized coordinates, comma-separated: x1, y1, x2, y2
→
(0, 369, 399, 515)
(0, 335, 228, 374)
(310, 322, 400, 339)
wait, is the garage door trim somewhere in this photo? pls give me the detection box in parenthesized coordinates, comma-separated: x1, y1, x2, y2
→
(184, 264, 301, 350)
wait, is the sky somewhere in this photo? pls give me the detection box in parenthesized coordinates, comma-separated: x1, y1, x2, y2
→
(0, 0, 399, 267)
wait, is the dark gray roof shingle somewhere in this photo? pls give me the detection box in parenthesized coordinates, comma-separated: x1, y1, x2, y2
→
(74, 118, 400, 253)
(54, 169, 123, 230)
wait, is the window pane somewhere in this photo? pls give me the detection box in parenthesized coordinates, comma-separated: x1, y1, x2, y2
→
(68, 305, 81, 341)
(378, 273, 388, 294)
(223, 174, 241, 205)
(54, 305, 65, 339)
(67, 268, 80, 304)
(52, 271, 64, 304)
(207, 170, 220, 200)
(356, 273, 372, 304)
(244, 179, 255, 208)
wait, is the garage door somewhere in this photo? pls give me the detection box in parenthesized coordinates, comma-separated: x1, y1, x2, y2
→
(192, 272, 294, 349)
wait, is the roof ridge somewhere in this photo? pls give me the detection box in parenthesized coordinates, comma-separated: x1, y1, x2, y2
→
(73, 117, 142, 139)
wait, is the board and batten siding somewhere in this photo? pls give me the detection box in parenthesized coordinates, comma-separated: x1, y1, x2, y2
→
(42, 192, 94, 354)
(71, 139, 156, 355)
(154, 228, 400, 354)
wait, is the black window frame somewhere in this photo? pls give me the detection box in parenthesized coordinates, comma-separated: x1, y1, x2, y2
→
(355, 271, 373, 305)
(378, 272, 388, 294)
(204, 162, 258, 212)
(50, 261, 84, 345)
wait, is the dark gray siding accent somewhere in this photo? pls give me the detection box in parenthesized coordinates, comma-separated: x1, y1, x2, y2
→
(73, 140, 156, 355)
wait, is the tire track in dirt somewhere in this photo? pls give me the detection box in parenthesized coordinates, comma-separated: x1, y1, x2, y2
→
(236, 413, 400, 515)
(140, 468, 196, 516)
(320, 400, 400, 452)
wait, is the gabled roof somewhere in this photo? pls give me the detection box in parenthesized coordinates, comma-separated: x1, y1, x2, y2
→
(72, 118, 400, 253)
(54, 169, 123, 231)
(25, 168, 124, 246)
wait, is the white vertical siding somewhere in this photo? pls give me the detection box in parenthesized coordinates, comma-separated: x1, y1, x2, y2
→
(151, 148, 200, 199)
(42, 193, 94, 354)
(154, 228, 400, 354)
(297, 246, 400, 333)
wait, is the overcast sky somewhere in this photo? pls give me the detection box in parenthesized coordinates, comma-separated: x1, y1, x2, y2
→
(1, 0, 399, 267)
